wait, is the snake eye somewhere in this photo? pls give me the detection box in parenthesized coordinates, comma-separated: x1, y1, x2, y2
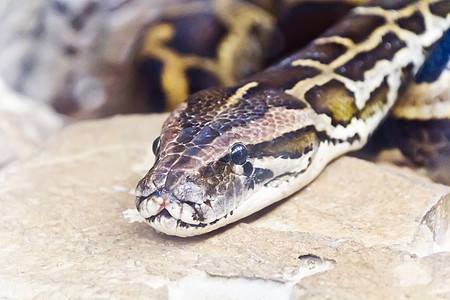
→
(152, 136, 161, 156)
(230, 143, 248, 165)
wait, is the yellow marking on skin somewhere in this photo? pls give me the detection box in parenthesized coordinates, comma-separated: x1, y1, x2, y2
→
(140, 23, 189, 110)
(140, 23, 224, 110)
(288, 0, 438, 111)
(355, 0, 427, 20)
(215, 1, 274, 83)
(226, 81, 259, 106)
(320, 83, 358, 123)
(256, 128, 318, 159)
(291, 59, 327, 70)
(359, 81, 389, 120)
(315, 36, 355, 48)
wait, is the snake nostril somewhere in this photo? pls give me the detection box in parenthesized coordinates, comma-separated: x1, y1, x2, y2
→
(165, 170, 183, 190)
(204, 200, 212, 208)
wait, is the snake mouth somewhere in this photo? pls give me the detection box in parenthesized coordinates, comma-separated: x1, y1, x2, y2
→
(136, 189, 235, 236)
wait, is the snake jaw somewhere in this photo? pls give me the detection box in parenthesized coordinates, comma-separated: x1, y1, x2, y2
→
(136, 185, 215, 229)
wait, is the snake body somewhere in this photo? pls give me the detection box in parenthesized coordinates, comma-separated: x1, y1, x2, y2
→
(135, 0, 450, 237)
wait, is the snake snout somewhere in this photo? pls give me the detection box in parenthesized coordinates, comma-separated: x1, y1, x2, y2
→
(136, 188, 203, 225)
(136, 189, 165, 218)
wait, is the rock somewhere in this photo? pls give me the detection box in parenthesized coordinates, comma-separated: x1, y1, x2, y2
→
(0, 79, 64, 168)
(0, 114, 449, 299)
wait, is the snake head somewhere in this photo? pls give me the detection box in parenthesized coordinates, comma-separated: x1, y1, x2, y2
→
(135, 84, 325, 236)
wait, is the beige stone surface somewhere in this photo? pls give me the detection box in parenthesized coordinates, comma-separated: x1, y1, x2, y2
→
(0, 114, 449, 299)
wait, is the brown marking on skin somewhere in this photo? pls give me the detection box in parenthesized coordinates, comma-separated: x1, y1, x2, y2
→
(297, 42, 348, 64)
(304, 79, 357, 127)
(429, 1, 450, 19)
(247, 126, 318, 159)
(335, 32, 406, 81)
(270, 92, 307, 110)
(321, 13, 386, 44)
(247, 65, 322, 90)
(396, 11, 426, 35)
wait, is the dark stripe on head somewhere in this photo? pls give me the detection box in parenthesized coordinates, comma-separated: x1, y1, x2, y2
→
(321, 13, 386, 44)
(178, 86, 270, 145)
(298, 42, 348, 64)
(263, 156, 313, 188)
(249, 65, 321, 90)
(166, 14, 228, 58)
(396, 11, 426, 35)
(269, 91, 307, 110)
(243, 88, 307, 110)
(335, 32, 406, 81)
(429, 1, 450, 19)
(192, 125, 220, 145)
(305, 79, 357, 127)
(178, 85, 310, 147)
(247, 126, 318, 159)
(253, 168, 274, 184)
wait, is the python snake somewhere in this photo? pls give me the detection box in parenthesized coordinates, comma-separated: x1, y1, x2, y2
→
(135, 0, 450, 237)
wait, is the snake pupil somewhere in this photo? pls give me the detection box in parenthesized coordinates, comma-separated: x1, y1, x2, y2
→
(230, 143, 248, 165)
(152, 136, 161, 156)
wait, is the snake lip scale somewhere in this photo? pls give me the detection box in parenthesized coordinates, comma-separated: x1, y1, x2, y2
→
(135, 0, 449, 237)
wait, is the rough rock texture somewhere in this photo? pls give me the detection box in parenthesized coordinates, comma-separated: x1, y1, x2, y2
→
(0, 114, 449, 299)
(0, 79, 64, 169)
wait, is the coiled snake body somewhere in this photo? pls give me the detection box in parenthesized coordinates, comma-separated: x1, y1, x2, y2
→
(135, 0, 450, 237)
